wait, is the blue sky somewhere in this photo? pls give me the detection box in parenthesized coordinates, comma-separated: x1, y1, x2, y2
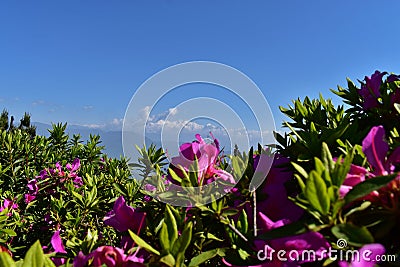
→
(1, 1, 400, 145)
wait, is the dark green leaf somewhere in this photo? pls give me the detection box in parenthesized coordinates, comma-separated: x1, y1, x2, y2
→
(188, 248, 226, 267)
(344, 174, 397, 204)
(331, 223, 374, 247)
(128, 230, 160, 256)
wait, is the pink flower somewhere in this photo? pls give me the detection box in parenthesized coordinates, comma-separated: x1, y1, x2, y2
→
(43, 230, 67, 266)
(340, 126, 400, 205)
(358, 71, 386, 109)
(55, 162, 65, 176)
(0, 199, 18, 216)
(24, 194, 36, 204)
(358, 71, 400, 110)
(27, 179, 38, 194)
(66, 158, 80, 172)
(104, 196, 146, 233)
(36, 169, 49, 180)
(73, 246, 145, 267)
(72, 176, 83, 188)
(169, 134, 235, 186)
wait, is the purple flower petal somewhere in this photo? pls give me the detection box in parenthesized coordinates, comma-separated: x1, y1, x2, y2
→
(358, 71, 386, 109)
(71, 158, 80, 171)
(104, 196, 146, 233)
(51, 230, 67, 254)
(362, 126, 388, 175)
(24, 194, 36, 204)
(387, 74, 399, 83)
(74, 246, 146, 267)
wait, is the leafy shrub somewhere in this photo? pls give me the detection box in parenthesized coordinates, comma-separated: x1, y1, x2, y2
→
(0, 70, 399, 266)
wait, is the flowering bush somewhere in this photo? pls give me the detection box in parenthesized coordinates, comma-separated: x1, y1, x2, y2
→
(0, 71, 399, 266)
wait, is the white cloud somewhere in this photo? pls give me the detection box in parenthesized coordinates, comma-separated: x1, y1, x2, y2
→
(83, 105, 94, 110)
(81, 123, 106, 129)
(32, 100, 45, 106)
(112, 118, 123, 126)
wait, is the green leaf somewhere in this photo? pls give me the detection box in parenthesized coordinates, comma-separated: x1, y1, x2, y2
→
(291, 161, 308, 179)
(394, 103, 400, 114)
(0, 252, 16, 267)
(331, 223, 374, 247)
(238, 249, 250, 260)
(321, 143, 334, 172)
(172, 221, 193, 266)
(159, 222, 170, 252)
(165, 205, 178, 246)
(43, 257, 56, 267)
(344, 201, 371, 218)
(128, 230, 160, 256)
(168, 168, 182, 183)
(159, 254, 175, 267)
(22, 240, 44, 267)
(238, 209, 248, 234)
(305, 170, 330, 215)
(188, 248, 226, 266)
(1, 229, 16, 236)
(206, 233, 224, 242)
(344, 174, 397, 204)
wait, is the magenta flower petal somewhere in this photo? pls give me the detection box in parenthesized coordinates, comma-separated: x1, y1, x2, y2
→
(387, 74, 400, 83)
(72, 251, 89, 267)
(258, 212, 289, 232)
(24, 194, 36, 204)
(366, 71, 385, 96)
(255, 155, 303, 222)
(352, 243, 385, 267)
(358, 71, 386, 109)
(362, 126, 388, 175)
(55, 162, 62, 172)
(1, 199, 9, 212)
(51, 230, 67, 254)
(104, 196, 146, 233)
(169, 134, 233, 186)
(36, 169, 48, 179)
(74, 246, 146, 267)
(71, 158, 80, 171)
(27, 179, 38, 194)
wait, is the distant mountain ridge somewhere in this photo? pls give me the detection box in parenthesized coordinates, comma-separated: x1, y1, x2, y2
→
(33, 122, 243, 159)
(33, 122, 148, 159)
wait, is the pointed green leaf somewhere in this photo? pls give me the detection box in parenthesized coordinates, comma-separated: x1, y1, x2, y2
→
(159, 222, 170, 252)
(165, 205, 178, 246)
(188, 248, 226, 266)
(321, 143, 334, 172)
(305, 171, 330, 215)
(344, 174, 397, 204)
(22, 241, 44, 267)
(0, 252, 16, 267)
(128, 230, 160, 256)
(331, 223, 374, 247)
(159, 254, 175, 267)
